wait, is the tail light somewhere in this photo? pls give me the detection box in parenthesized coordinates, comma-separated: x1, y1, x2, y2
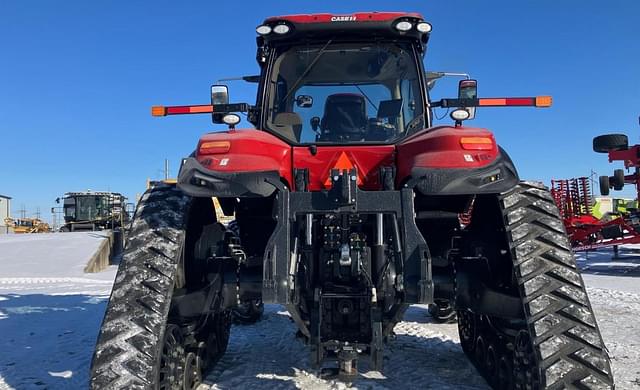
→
(199, 141, 230, 155)
(460, 137, 494, 151)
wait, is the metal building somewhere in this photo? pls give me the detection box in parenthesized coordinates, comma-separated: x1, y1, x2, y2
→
(0, 194, 11, 234)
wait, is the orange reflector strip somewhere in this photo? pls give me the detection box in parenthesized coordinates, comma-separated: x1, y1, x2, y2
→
(460, 137, 494, 151)
(199, 141, 231, 154)
(478, 98, 506, 106)
(151, 106, 166, 116)
(190, 105, 214, 113)
(157, 105, 215, 116)
(535, 96, 553, 107)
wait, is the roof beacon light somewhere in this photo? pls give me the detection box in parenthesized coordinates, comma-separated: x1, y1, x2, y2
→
(256, 25, 272, 35)
(395, 21, 413, 32)
(273, 24, 290, 34)
(416, 22, 432, 33)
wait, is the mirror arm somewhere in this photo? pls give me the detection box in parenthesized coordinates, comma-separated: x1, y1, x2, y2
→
(435, 98, 479, 108)
(216, 75, 261, 83)
(213, 103, 251, 113)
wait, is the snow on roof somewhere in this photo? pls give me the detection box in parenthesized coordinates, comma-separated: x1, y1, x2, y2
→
(63, 191, 123, 197)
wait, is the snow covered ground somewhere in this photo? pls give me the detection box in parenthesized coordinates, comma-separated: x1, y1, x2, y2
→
(0, 233, 117, 390)
(0, 234, 639, 389)
(577, 246, 640, 390)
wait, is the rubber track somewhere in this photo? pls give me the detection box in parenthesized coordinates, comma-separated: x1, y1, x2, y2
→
(90, 184, 191, 389)
(501, 182, 614, 389)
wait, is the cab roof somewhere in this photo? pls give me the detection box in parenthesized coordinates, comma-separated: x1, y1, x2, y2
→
(257, 11, 431, 51)
(264, 12, 424, 24)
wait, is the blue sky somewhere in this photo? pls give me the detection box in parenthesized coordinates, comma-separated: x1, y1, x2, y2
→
(2, 1, 639, 221)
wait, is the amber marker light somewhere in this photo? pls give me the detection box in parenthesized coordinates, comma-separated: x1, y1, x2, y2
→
(199, 141, 231, 155)
(460, 137, 494, 151)
(535, 96, 553, 107)
(151, 106, 166, 116)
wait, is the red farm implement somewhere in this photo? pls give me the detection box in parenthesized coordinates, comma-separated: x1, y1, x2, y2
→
(594, 131, 640, 199)
(551, 177, 640, 251)
(553, 123, 640, 251)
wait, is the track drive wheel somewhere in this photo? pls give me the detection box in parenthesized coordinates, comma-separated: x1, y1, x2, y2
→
(458, 182, 614, 389)
(90, 184, 231, 389)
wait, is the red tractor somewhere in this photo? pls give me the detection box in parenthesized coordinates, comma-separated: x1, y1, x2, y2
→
(90, 13, 613, 389)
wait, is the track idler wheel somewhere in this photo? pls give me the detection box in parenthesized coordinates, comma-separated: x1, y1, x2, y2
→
(497, 355, 513, 390)
(513, 331, 539, 390)
(202, 310, 232, 368)
(183, 352, 203, 390)
(158, 324, 187, 389)
(474, 335, 486, 371)
(457, 310, 477, 354)
(485, 343, 498, 385)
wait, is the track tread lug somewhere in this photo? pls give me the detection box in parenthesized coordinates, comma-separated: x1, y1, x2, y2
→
(90, 184, 190, 389)
(461, 182, 616, 389)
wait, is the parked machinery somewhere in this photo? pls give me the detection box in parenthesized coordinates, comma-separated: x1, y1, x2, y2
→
(56, 191, 129, 232)
(551, 177, 640, 250)
(594, 130, 640, 198)
(3, 217, 51, 234)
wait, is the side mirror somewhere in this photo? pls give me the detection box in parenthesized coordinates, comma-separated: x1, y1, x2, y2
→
(211, 85, 229, 124)
(310, 116, 320, 132)
(296, 95, 313, 108)
(55, 197, 60, 204)
(458, 79, 477, 120)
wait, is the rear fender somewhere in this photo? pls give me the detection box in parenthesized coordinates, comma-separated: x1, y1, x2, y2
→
(178, 129, 292, 197)
(397, 126, 518, 195)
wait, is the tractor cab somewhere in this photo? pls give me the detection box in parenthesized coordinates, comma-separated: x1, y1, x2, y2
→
(253, 13, 431, 144)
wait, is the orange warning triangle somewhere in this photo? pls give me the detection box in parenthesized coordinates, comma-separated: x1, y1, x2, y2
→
(324, 151, 362, 188)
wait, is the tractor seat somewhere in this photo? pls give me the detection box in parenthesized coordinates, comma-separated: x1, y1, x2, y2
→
(273, 112, 303, 141)
(320, 94, 368, 140)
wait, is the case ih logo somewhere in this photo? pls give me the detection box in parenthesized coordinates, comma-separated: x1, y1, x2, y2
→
(331, 15, 356, 22)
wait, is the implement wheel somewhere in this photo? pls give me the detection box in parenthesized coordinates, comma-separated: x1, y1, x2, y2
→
(593, 133, 628, 153)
